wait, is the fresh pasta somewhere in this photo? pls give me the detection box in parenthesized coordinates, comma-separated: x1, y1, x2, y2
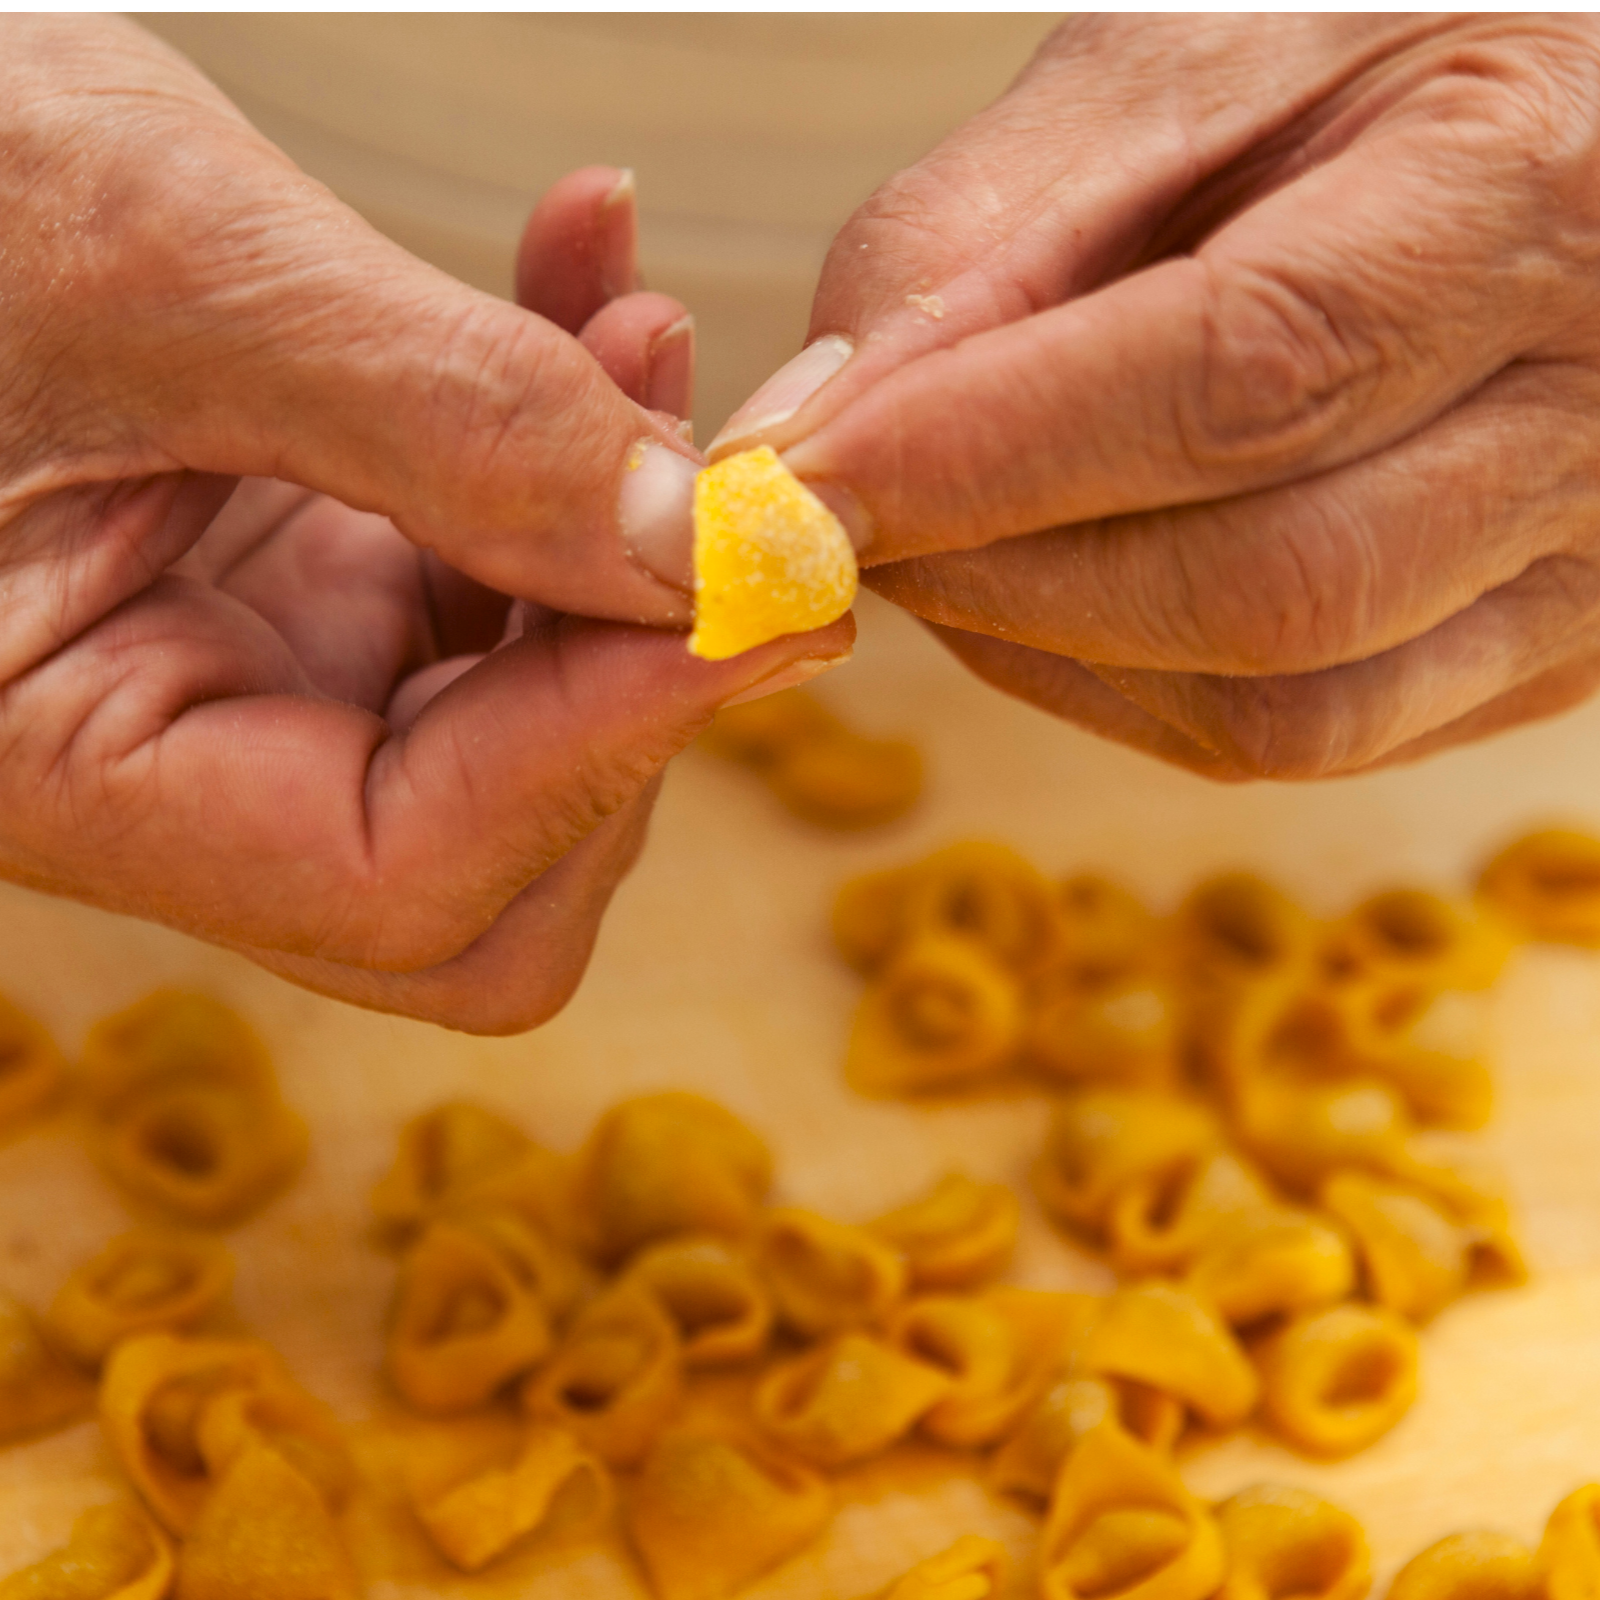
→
(1476, 828, 1600, 946)
(0, 994, 64, 1142)
(620, 1234, 773, 1367)
(757, 1207, 908, 1337)
(1183, 1207, 1355, 1328)
(0, 1504, 172, 1600)
(1388, 1532, 1542, 1600)
(625, 1427, 833, 1600)
(48, 1229, 234, 1369)
(0, 1292, 94, 1444)
(1214, 1484, 1372, 1600)
(876, 1536, 1007, 1600)
(1538, 1483, 1600, 1600)
(868, 1170, 1019, 1291)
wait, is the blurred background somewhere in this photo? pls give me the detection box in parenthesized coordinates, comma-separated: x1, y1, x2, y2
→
(139, 14, 1061, 435)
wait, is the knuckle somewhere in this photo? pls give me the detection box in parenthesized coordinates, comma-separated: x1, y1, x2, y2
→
(1201, 674, 1352, 782)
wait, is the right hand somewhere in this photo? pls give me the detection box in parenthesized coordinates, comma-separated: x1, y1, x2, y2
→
(0, 16, 852, 1032)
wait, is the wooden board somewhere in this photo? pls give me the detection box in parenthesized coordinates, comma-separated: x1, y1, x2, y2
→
(4, 590, 1600, 1596)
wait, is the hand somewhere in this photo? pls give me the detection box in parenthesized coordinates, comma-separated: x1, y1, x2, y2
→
(713, 16, 1600, 780)
(0, 17, 851, 1031)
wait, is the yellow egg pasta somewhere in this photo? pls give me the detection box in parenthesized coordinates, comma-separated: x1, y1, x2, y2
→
(521, 1282, 683, 1468)
(1234, 1077, 1413, 1195)
(847, 934, 1022, 1095)
(626, 1427, 833, 1600)
(704, 688, 846, 766)
(386, 1220, 552, 1414)
(0, 1503, 173, 1600)
(1476, 828, 1600, 946)
(1024, 974, 1180, 1091)
(1174, 875, 1317, 991)
(833, 865, 918, 974)
(1183, 1208, 1355, 1328)
(1033, 1090, 1219, 1239)
(620, 1234, 772, 1367)
(1105, 1150, 1274, 1277)
(889, 1293, 1039, 1448)
(1389, 1532, 1542, 1600)
(1254, 1303, 1419, 1457)
(758, 1207, 909, 1337)
(406, 1421, 610, 1574)
(1077, 1282, 1259, 1429)
(449, 1204, 591, 1330)
(1040, 1417, 1226, 1600)
(1054, 875, 1158, 986)
(876, 1536, 1007, 1600)
(753, 1330, 952, 1468)
(1214, 1484, 1372, 1600)
(0, 994, 65, 1142)
(0, 1292, 94, 1444)
(899, 843, 1063, 977)
(868, 1170, 1019, 1291)
(574, 1091, 772, 1265)
(1538, 1483, 1600, 1600)
(173, 1440, 357, 1600)
(48, 1230, 234, 1369)
(1338, 889, 1510, 991)
(194, 1379, 354, 1514)
(1344, 986, 1494, 1130)
(768, 732, 924, 831)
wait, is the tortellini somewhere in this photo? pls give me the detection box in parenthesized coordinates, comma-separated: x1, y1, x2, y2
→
(889, 1293, 1041, 1448)
(875, 1536, 1007, 1600)
(405, 1421, 610, 1573)
(753, 1331, 951, 1467)
(1388, 1532, 1542, 1600)
(574, 1092, 772, 1264)
(1183, 1207, 1355, 1328)
(625, 1428, 833, 1600)
(1040, 1417, 1225, 1600)
(620, 1234, 773, 1367)
(1254, 1303, 1419, 1456)
(757, 1208, 908, 1337)
(48, 1230, 234, 1369)
(79, 991, 305, 1226)
(386, 1220, 553, 1414)
(869, 1171, 1019, 1291)
(0, 994, 65, 1142)
(1476, 828, 1600, 946)
(0, 1292, 94, 1444)
(1024, 973, 1180, 1091)
(0, 1504, 172, 1600)
(522, 1282, 683, 1467)
(1539, 1483, 1600, 1600)
(1213, 1484, 1371, 1600)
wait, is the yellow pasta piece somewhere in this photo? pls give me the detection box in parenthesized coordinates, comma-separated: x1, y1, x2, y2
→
(387, 1220, 552, 1414)
(1346, 986, 1494, 1131)
(626, 1427, 833, 1600)
(448, 1203, 591, 1329)
(575, 1091, 772, 1264)
(1054, 875, 1158, 986)
(1105, 1150, 1274, 1276)
(0, 1503, 172, 1600)
(753, 1330, 952, 1467)
(1539, 1484, 1600, 1600)
(1040, 1417, 1225, 1600)
(1254, 1303, 1418, 1457)
(1338, 889, 1510, 991)
(848, 933, 1023, 1095)
(100, 1334, 274, 1534)
(49, 1230, 234, 1370)
(0, 1292, 94, 1445)
(1183, 1207, 1354, 1328)
(0, 994, 65, 1142)
(768, 732, 924, 831)
(1391, 1532, 1542, 1600)
(758, 1207, 909, 1337)
(834, 866, 918, 973)
(1476, 827, 1600, 946)
(1234, 1077, 1413, 1195)
(1174, 875, 1317, 990)
(1213, 1484, 1371, 1600)
(1023, 974, 1180, 1091)
(876, 1536, 1007, 1600)
(522, 1282, 683, 1467)
(173, 1440, 357, 1600)
(899, 843, 1063, 977)
(868, 1171, 1019, 1291)
(1033, 1089, 1219, 1238)
(405, 1421, 610, 1573)
(702, 688, 846, 766)
(620, 1234, 772, 1367)
(195, 1379, 354, 1514)
(1077, 1282, 1259, 1428)
(689, 445, 857, 661)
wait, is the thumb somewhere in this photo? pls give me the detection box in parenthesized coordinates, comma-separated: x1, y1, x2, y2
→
(29, 25, 697, 623)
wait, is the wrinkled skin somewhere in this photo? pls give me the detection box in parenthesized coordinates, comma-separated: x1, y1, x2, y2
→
(737, 16, 1600, 780)
(0, 16, 849, 1032)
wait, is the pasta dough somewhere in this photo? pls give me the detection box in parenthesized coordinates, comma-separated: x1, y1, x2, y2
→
(620, 1234, 773, 1367)
(1214, 1484, 1371, 1600)
(868, 1171, 1019, 1291)
(0, 1504, 172, 1600)
(758, 1207, 909, 1337)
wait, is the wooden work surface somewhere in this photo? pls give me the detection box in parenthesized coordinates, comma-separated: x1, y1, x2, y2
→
(3, 591, 1600, 1596)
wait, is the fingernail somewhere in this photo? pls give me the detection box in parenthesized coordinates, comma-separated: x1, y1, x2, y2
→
(708, 333, 853, 458)
(599, 168, 637, 300)
(645, 314, 695, 418)
(720, 649, 853, 707)
(618, 439, 696, 592)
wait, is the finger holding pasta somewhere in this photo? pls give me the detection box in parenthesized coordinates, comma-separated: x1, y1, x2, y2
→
(1254, 1304, 1419, 1457)
(1214, 1484, 1372, 1600)
(625, 1427, 833, 1600)
(0, 1503, 173, 1600)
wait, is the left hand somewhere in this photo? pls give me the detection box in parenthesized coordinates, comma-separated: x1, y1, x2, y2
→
(712, 16, 1600, 780)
